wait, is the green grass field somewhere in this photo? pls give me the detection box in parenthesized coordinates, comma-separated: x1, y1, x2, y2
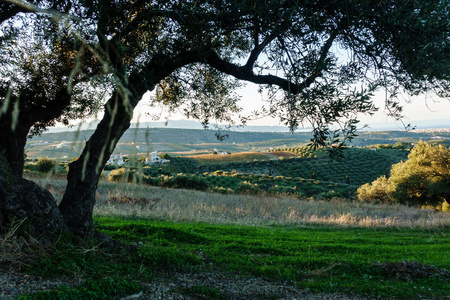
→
(4, 176, 449, 299)
(17, 217, 450, 299)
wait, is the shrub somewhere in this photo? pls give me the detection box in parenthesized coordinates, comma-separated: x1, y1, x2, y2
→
(104, 164, 120, 171)
(108, 168, 128, 182)
(358, 142, 450, 206)
(151, 174, 210, 191)
(159, 153, 171, 159)
(143, 167, 172, 177)
(269, 185, 296, 195)
(318, 190, 344, 200)
(212, 186, 234, 194)
(24, 162, 39, 172)
(236, 181, 260, 194)
(36, 157, 56, 173)
(357, 176, 390, 203)
(442, 201, 450, 212)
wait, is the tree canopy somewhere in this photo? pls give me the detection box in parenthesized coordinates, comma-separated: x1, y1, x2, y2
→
(1, 0, 450, 238)
(3, 1, 450, 137)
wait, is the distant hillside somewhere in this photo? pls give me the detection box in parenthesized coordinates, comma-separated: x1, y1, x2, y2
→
(50, 118, 450, 132)
(26, 128, 312, 159)
(26, 126, 450, 160)
(354, 130, 450, 146)
(48, 119, 298, 133)
(35, 127, 311, 144)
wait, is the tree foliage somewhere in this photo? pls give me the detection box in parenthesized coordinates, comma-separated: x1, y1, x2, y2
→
(2, 0, 449, 153)
(358, 142, 450, 207)
(0, 9, 103, 132)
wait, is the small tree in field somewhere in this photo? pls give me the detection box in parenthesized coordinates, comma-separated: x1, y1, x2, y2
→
(358, 142, 450, 207)
(357, 176, 390, 203)
(36, 157, 56, 174)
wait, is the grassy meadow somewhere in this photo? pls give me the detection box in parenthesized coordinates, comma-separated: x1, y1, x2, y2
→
(7, 176, 448, 299)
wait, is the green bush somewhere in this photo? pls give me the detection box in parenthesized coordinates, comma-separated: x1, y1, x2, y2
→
(164, 174, 209, 191)
(143, 167, 172, 177)
(318, 190, 344, 200)
(212, 186, 234, 194)
(269, 185, 296, 195)
(357, 142, 450, 206)
(442, 201, 450, 212)
(143, 174, 209, 191)
(159, 153, 171, 159)
(236, 181, 260, 194)
(357, 176, 390, 203)
(104, 164, 120, 171)
(142, 175, 160, 186)
(36, 157, 56, 173)
(24, 162, 39, 172)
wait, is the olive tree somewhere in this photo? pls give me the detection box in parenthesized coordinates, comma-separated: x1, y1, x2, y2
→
(358, 142, 450, 206)
(1, 0, 449, 238)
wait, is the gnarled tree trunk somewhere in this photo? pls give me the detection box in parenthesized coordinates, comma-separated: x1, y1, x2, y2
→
(0, 84, 73, 239)
(59, 90, 140, 236)
(0, 153, 65, 241)
(0, 113, 29, 178)
(1, 52, 201, 239)
(58, 52, 201, 237)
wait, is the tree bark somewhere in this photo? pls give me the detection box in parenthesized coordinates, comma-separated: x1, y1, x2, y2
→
(0, 153, 65, 241)
(0, 110, 67, 240)
(0, 109, 30, 178)
(0, 79, 75, 239)
(59, 90, 140, 236)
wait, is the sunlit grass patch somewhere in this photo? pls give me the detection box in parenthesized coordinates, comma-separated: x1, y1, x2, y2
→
(93, 217, 450, 299)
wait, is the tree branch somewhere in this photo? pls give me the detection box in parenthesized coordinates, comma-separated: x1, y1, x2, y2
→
(245, 27, 281, 71)
(206, 50, 300, 94)
(207, 29, 337, 96)
(2, 0, 68, 22)
(301, 31, 338, 88)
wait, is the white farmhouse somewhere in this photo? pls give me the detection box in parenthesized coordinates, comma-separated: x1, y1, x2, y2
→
(107, 153, 125, 165)
(145, 151, 170, 165)
(214, 149, 229, 155)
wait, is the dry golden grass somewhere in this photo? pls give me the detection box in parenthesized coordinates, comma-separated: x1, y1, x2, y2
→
(31, 177, 450, 229)
(262, 151, 298, 159)
(188, 151, 268, 164)
(0, 219, 44, 269)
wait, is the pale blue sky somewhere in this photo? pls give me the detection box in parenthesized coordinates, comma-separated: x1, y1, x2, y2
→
(131, 82, 450, 130)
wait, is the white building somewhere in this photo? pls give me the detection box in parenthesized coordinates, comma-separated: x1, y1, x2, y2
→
(107, 153, 125, 165)
(145, 151, 170, 165)
(214, 149, 229, 155)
